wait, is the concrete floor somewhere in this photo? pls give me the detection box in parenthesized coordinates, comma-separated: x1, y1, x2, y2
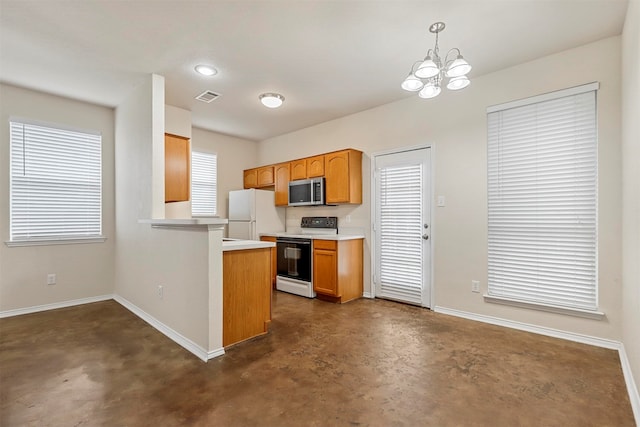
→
(0, 292, 635, 426)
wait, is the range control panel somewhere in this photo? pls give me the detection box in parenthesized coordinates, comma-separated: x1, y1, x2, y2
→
(301, 216, 338, 230)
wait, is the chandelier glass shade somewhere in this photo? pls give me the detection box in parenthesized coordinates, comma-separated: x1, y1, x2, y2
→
(402, 22, 471, 99)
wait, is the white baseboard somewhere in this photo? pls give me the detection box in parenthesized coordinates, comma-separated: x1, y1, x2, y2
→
(434, 306, 620, 349)
(434, 305, 639, 425)
(363, 291, 373, 299)
(0, 294, 114, 318)
(619, 343, 640, 424)
(113, 295, 225, 363)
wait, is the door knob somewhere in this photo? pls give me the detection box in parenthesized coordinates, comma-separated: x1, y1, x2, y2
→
(422, 234, 429, 240)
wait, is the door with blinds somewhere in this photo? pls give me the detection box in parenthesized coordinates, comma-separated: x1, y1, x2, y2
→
(373, 147, 431, 307)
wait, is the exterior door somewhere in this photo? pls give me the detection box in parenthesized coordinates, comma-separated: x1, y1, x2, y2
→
(373, 147, 431, 307)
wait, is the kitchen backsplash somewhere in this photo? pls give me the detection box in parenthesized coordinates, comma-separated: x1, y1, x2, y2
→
(284, 205, 366, 235)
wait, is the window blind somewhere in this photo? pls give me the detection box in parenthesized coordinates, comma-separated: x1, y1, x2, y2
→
(378, 164, 423, 304)
(487, 86, 598, 311)
(191, 151, 217, 217)
(10, 120, 102, 241)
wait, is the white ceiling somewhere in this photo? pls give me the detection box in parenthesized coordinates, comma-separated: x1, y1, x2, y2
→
(0, 0, 629, 141)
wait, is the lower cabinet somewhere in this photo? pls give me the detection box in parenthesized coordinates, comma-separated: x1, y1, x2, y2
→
(259, 235, 277, 288)
(223, 248, 272, 347)
(313, 239, 363, 303)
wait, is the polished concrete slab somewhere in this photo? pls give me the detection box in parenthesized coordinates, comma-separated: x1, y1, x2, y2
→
(0, 292, 635, 426)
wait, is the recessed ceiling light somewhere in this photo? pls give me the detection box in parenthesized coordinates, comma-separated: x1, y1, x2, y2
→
(195, 64, 217, 76)
(259, 93, 284, 108)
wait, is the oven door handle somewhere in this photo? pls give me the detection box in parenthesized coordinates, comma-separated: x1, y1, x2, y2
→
(276, 240, 312, 245)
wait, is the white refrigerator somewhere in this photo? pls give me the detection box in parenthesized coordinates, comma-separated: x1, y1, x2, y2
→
(228, 189, 285, 240)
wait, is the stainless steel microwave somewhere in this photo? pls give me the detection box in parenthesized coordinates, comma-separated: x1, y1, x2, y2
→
(288, 177, 325, 206)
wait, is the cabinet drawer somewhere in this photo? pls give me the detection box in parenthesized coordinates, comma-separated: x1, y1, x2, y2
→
(314, 239, 337, 250)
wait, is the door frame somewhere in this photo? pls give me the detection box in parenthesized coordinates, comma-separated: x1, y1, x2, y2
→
(369, 143, 436, 308)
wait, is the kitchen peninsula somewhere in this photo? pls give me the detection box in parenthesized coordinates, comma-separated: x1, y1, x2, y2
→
(139, 218, 275, 355)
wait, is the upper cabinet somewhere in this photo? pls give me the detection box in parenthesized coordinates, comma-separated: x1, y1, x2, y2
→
(290, 159, 307, 181)
(165, 133, 190, 203)
(274, 162, 290, 206)
(243, 169, 258, 188)
(244, 165, 275, 189)
(243, 148, 362, 205)
(257, 165, 274, 186)
(307, 155, 325, 178)
(290, 155, 325, 181)
(325, 149, 362, 204)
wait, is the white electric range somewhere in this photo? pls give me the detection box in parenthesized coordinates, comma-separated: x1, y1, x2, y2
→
(275, 217, 338, 298)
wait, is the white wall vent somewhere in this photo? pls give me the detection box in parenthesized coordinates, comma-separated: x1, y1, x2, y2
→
(195, 90, 220, 103)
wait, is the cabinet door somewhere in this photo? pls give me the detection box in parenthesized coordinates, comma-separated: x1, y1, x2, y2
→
(274, 162, 290, 206)
(306, 155, 325, 178)
(257, 166, 274, 186)
(290, 159, 306, 180)
(244, 169, 258, 189)
(165, 134, 190, 202)
(313, 248, 338, 296)
(260, 236, 278, 288)
(325, 150, 351, 203)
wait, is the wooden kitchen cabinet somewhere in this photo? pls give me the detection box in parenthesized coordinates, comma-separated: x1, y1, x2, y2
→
(290, 159, 307, 181)
(324, 149, 362, 204)
(223, 247, 272, 347)
(244, 166, 275, 189)
(306, 155, 325, 177)
(257, 166, 275, 186)
(164, 133, 190, 203)
(260, 235, 278, 288)
(290, 155, 325, 181)
(313, 238, 363, 303)
(244, 168, 258, 188)
(274, 162, 290, 206)
(242, 148, 362, 205)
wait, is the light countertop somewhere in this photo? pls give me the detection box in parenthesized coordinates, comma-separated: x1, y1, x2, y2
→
(260, 232, 364, 241)
(139, 218, 228, 227)
(222, 239, 275, 252)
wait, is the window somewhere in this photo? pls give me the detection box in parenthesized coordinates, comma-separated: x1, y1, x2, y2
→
(486, 83, 599, 315)
(191, 151, 217, 217)
(9, 118, 103, 245)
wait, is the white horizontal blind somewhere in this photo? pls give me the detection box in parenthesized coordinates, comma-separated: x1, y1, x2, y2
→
(191, 151, 217, 216)
(487, 88, 598, 310)
(378, 164, 423, 304)
(10, 120, 102, 241)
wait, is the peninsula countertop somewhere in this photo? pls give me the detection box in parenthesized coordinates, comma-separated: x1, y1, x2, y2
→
(222, 238, 275, 252)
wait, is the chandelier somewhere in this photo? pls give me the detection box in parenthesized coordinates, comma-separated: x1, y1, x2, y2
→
(401, 22, 472, 99)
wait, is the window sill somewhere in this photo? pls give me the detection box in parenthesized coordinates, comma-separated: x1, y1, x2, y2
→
(5, 236, 107, 247)
(483, 294, 606, 320)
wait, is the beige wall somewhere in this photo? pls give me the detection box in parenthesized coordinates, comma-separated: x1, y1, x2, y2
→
(259, 36, 623, 341)
(622, 0, 640, 409)
(0, 84, 115, 311)
(191, 127, 258, 222)
(114, 75, 211, 350)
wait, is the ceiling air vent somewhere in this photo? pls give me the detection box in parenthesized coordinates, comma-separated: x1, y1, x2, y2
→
(195, 90, 220, 103)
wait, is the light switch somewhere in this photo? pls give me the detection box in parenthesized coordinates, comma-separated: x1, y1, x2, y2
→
(437, 196, 446, 207)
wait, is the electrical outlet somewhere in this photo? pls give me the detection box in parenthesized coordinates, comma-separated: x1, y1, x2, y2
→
(471, 280, 480, 293)
(47, 273, 56, 285)
(437, 196, 446, 207)
(345, 215, 351, 223)
(158, 285, 163, 299)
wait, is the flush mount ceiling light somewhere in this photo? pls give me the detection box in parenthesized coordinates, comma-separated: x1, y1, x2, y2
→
(259, 93, 285, 108)
(401, 22, 472, 99)
(194, 64, 218, 76)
